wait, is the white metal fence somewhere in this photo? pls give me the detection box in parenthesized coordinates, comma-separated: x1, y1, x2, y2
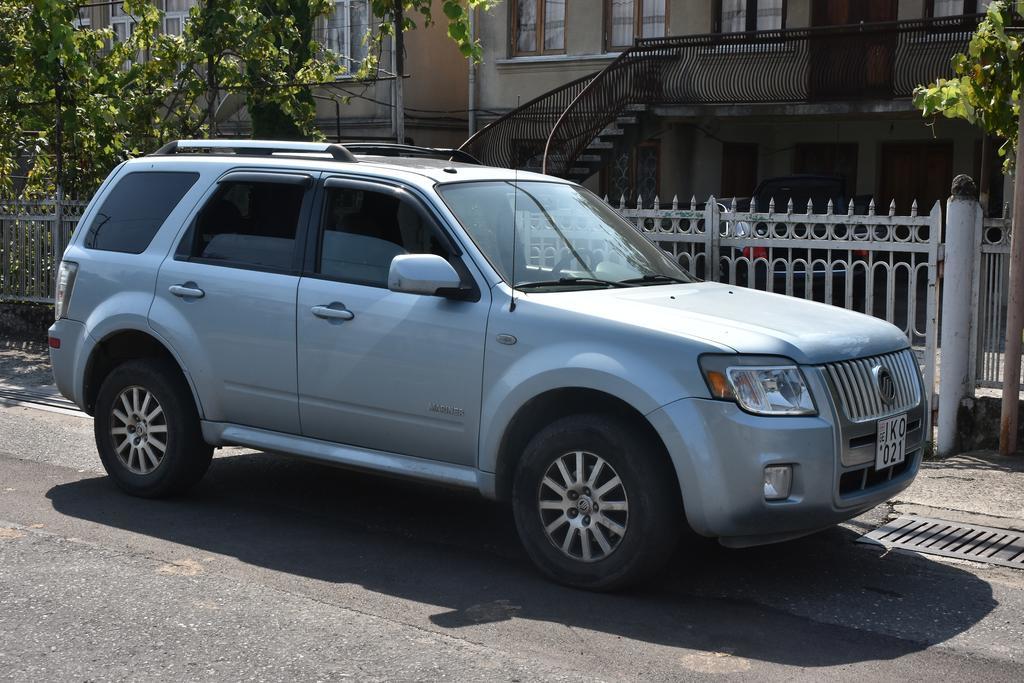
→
(971, 211, 1021, 392)
(614, 195, 943, 399)
(1, 198, 88, 303)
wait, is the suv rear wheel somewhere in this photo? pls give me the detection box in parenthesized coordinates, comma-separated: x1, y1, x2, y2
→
(94, 359, 212, 498)
(512, 414, 681, 590)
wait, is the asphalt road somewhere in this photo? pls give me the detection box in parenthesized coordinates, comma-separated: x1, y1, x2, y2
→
(1, 402, 1024, 681)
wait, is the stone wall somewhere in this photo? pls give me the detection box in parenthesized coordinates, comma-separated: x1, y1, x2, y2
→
(0, 303, 54, 342)
(958, 396, 1024, 452)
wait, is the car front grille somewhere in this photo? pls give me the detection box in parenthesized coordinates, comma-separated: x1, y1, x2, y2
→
(838, 449, 918, 496)
(823, 349, 921, 423)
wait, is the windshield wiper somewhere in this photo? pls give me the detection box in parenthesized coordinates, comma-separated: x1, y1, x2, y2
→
(618, 274, 689, 285)
(516, 277, 636, 290)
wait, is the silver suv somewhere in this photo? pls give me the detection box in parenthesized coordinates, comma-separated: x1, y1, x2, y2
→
(49, 140, 926, 590)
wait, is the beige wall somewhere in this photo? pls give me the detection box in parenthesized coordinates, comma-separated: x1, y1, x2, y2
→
(669, 0, 714, 35)
(900, 0, 927, 20)
(474, 1, 614, 113)
(403, 4, 469, 118)
(787, 0, 811, 28)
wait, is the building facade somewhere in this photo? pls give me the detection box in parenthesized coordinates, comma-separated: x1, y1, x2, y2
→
(75, 1, 469, 148)
(469, 0, 1003, 213)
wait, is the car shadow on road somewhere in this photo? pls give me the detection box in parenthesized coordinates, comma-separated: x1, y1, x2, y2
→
(46, 450, 997, 668)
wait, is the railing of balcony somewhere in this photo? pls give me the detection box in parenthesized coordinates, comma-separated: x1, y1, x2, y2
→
(461, 13, 985, 177)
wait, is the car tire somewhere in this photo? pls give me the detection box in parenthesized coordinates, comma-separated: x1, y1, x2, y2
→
(94, 358, 212, 498)
(512, 413, 681, 591)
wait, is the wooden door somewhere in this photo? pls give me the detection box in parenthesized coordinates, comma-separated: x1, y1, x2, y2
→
(721, 143, 759, 200)
(878, 142, 954, 215)
(809, 0, 898, 100)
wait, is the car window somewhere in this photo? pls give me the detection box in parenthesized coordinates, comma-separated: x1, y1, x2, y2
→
(438, 180, 692, 287)
(182, 181, 305, 271)
(84, 172, 199, 254)
(317, 187, 450, 287)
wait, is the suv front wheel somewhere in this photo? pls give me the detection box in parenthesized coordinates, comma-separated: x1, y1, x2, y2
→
(94, 359, 212, 498)
(512, 414, 681, 590)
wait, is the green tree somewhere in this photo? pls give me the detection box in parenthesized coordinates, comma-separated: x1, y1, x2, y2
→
(914, 0, 1024, 170)
(0, 0, 348, 197)
(248, 1, 336, 139)
(187, 0, 339, 140)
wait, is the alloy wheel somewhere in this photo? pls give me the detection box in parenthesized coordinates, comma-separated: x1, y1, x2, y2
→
(110, 386, 168, 475)
(537, 450, 629, 563)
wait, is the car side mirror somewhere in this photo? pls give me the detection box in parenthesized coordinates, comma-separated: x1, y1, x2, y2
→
(388, 254, 463, 297)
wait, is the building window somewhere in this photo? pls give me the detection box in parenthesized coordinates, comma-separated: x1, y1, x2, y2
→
(320, 0, 371, 72)
(73, 8, 91, 29)
(928, 0, 993, 16)
(601, 142, 660, 207)
(715, 0, 785, 33)
(111, 4, 135, 44)
(513, 0, 566, 56)
(161, 0, 195, 37)
(606, 0, 667, 50)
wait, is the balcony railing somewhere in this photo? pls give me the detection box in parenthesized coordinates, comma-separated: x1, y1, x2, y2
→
(461, 13, 986, 178)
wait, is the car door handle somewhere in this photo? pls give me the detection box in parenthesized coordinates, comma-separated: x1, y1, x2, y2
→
(311, 304, 354, 321)
(169, 284, 205, 299)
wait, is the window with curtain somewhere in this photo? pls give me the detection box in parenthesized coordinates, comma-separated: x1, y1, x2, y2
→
(321, 0, 371, 72)
(606, 0, 667, 50)
(110, 5, 134, 44)
(161, 0, 195, 37)
(73, 8, 90, 29)
(716, 0, 785, 33)
(514, 0, 566, 55)
(929, 0, 994, 16)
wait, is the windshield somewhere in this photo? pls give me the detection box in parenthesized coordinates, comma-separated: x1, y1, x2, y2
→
(437, 181, 694, 289)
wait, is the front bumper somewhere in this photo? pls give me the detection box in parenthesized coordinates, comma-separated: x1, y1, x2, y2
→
(648, 376, 925, 547)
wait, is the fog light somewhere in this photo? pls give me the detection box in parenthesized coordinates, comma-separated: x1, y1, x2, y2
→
(764, 465, 793, 501)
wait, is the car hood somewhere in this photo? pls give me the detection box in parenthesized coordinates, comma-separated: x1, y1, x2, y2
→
(535, 282, 909, 365)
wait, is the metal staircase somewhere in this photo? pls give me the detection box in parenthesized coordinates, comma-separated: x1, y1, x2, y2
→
(521, 106, 650, 184)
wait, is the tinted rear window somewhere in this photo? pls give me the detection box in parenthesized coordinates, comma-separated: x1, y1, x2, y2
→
(84, 172, 199, 253)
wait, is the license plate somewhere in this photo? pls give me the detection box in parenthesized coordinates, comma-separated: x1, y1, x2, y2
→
(876, 413, 907, 471)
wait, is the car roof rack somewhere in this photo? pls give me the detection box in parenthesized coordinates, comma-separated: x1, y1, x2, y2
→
(342, 142, 482, 165)
(151, 139, 357, 163)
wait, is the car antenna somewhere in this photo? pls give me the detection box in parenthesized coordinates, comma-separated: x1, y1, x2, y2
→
(509, 97, 521, 312)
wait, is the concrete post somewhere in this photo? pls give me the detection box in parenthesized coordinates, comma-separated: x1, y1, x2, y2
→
(937, 175, 983, 457)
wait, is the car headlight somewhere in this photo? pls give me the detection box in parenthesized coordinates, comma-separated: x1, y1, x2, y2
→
(700, 356, 816, 416)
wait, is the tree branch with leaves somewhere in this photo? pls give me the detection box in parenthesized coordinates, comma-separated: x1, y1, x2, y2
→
(914, 0, 1024, 170)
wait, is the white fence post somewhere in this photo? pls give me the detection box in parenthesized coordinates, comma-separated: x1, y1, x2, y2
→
(703, 197, 720, 282)
(937, 176, 983, 456)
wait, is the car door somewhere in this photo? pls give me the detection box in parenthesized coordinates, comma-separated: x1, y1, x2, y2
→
(150, 170, 316, 434)
(295, 177, 490, 467)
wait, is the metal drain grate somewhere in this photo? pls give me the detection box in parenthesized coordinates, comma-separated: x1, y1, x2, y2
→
(858, 515, 1024, 569)
(0, 386, 82, 416)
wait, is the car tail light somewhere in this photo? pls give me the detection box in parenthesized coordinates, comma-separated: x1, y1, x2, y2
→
(55, 261, 78, 320)
(742, 247, 769, 261)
